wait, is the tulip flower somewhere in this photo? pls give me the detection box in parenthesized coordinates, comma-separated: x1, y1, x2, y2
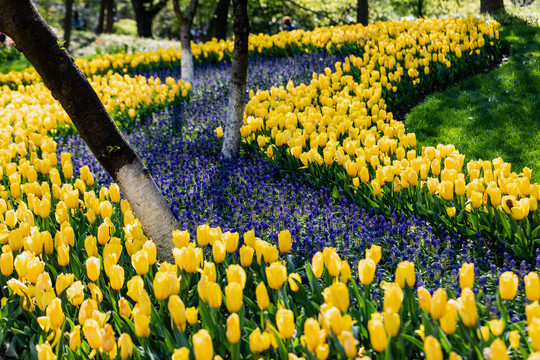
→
(277, 308, 295, 339)
(304, 318, 322, 352)
(67, 281, 84, 306)
(417, 286, 432, 313)
(312, 252, 324, 278)
(193, 329, 213, 360)
(499, 271, 519, 300)
(383, 282, 403, 313)
(358, 258, 376, 285)
(288, 273, 302, 292)
(239, 245, 254, 267)
(169, 295, 186, 331)
(131, 250, 149, 275)
(212, 240, 226, 263)
(367, 315, 387, 352)
(226, 264, 247, 289)
(459, 263, 474, 289)
(509, 330, 520, 349)
(118, 333, 133, 360)
(207, 282, 222, 309)
(526, 272, 540, 301)
(278, 229, 292, 253)
(395, 261, 415, 288)
(266, 262, 287, 289)
(384, 309, 400, 337)
(430, 288, 447, 320)
(0, 249, 13, 276)
(454, 288, 478, 327)
(172, 348, 190, 360)
(339, 331, 357, 358)
(227, 313, 241, 344)
(256, 282, 269, 310)
(83, 318, 103, 349)
(424, 336, 443, 360)
(439, 303, 456, 335)
(225, 282, 243, 313)
(366, 244, 382, 265)
(69, 325, 81, 351)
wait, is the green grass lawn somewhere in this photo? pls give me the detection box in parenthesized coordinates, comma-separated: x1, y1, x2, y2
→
(405, 23, 540, 181)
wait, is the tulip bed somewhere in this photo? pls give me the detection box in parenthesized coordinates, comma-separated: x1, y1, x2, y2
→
(2, 16, 540, 360)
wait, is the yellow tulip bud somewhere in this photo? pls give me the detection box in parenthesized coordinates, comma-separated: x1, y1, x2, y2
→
(288, 273, 302, 292)
(383, 282, 403, 313)
(368, 316, 387, 352)
(69, 325, 81, 351)
(85, 256, 100, 282)
(384, 309, 400, 337)
(499, 271, 519, 300)
(459, 263, 474, 290)
(239, 245, 254, 267)
(395, 261, 415, 288)
(277, 309, 295, 339)
(118, 297, 132, 318)
(339, 331, 357, 358)
(127, 276, 145, 302)
(227, 313, 241, 344)
(266, 262, 287, 289)
(278, 229, 292, 253)
(134, 312, 151, 338)
(509, 330, 520, 349)
(197, 224, 210, 247)
(316, 343, 330, 360)
(186, 307, 198, 325)
(526, 272, 540, 301)
(424, 336, 443, 360)
(490, 338, 509, 360)
(456, 288, 478, 327)
(109, 264, 125, 290)
(439, 303, 456, 335)
(83, 318, 102, 349)
(172, 230, 190, 249)
(207, 282, 222, 309)
(193, 329, 213, 360)
(212, 240, 226, 263)
(430, 288, 448, 320)
(0, 250, 13, 276)
(57, 244, 70, 267)
(226, 264, 246, 289)
(143, 241, 157, 266)
(304, 318, 321, 352)
(225, 282, 243, 313)
(223, 232, 239, 253)
(118, 333, 133, 360)
(97, 222, 110, 245)
(312, 252, 324, 278)
(366, 244, 381, 264)
(172, 348, 189, 360)
(417, 286, 432, 313)
(109, 183, 121, 202)
(326, 251, 342, 277)
(132, 250, 149, 275)
(256, 282, 269, 310)
(358, 258, 376, 285)
(169, 295, 186, 331)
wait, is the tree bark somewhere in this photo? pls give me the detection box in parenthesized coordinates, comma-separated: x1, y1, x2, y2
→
(131, 0, 167, 38)
(97, 0, 106, 33)
(356, 0, 368, 26)
(417, 0, 423, 17)
(105, 0, 115, 33)
(221, 0, 249, 159)
(480, 0, 504, 13)
(204, 0, 230, 41)
(0, 0, 177, 261)
(172, 0, 198, 85)
(64, 0, 73, 50)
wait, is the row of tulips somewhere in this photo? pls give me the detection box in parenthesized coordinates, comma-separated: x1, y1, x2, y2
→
(234, 17, 540, 261)
(1, 19, 441, 88)
(3, 205, 540, 359)
(0, 73, 190, 136)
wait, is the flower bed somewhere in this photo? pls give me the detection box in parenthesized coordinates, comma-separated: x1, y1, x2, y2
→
(1, 17, 539, 360)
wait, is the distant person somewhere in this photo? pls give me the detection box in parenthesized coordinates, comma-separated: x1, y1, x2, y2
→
(0, 32, 6, 45)
(72, 11, 83, 30)
(283, 16, 296, 31)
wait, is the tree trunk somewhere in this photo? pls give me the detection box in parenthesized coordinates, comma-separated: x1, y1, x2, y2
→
(356, 0, 368, 26)
(417, 0, 423, 17)
(97, 0, 106, 33)
(0, 0, 177, 261)
(172, 0, 198, 85)
(204, 0, 230, 41)
(221, 0, 249, 159)
(105, 0, 115, 33)
(180, 24, 194, 85)
(480, 0, 504, 13)
(131, 0, 167, 38)
(64, 0, 73, 50)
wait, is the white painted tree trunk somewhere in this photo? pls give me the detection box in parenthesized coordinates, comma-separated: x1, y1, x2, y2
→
(222, 83, 246, 158)
(117, 161, 177, 262)
(181, 43, 194, 86)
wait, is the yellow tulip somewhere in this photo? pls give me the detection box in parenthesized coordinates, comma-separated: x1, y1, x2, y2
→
(438, 180, 453, 201)
(526, 272, 540, 301)
(366, 244, 382, 264)
(288, 273, 302, 292)
(417, 286, 432, 313)
(225, 282, 243, 313)
(395, 261, 415, 288)
(358, 258, 376, 285)
(312, 252, 324, 278)
(85, 257, 100, 282)
(118, 297, 132, 318)
(109, 183, 121, 203)
(459, 263, 474, 289)
(134, 312, 151, 338)
(186, 307, 198, 325)
(256, 281, 270, 310)
(226, 264, 246, 289)
(239, 245, 254, 267)
(197, 224, 210, 247)
(212, 240, 226, 263)
(439, 303, 456, 335)
(339, 331, 357, 358)
(118, 333, 133, 360)
(227, 313, 241, 344)
(172, 348, 190, 360)
(126, 276, 145, 302)
(69, 325, 81, 352)
(67, 281, 84, 306)
(499, 271, 519, 300)
(193, 329, 213, 360)
(384, 309, 400, 337)
(57, 244, 70, 267)
(304, 318, 321, 352)
(455, 288, 478, 327)
(326, 251, 342, 277)
(169, 295, 186, 331)
(367, 316, 387, 352)
(223, 231, 239, 253)
(0, 250, 13, 276)
(266, 262, 287, 289)
(490, 338, 509, 360)
(36, 343, 56, 360)
(83, 319, 102, 349)
(431, 288, 447, 320)
(509, 330, 520, 349)
(131, 250, 149, 275)
(424, 336, 442, 360)
(277, 308, 295, 339)
(207, 282, 222, 309)
(316, 343, 330, 360)
(278, 229, 292, 253)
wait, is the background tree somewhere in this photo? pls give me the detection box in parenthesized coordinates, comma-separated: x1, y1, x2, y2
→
(0, 0, 178, 261)
(221, 0, 249, 159)
(172, 0, 198, 85)
(130, 0, 167, 37)
(480, 0, 504, 13)
(64, 0, 73, 48)
(357, 0, 368, 25)
(204, 0, 230, 41)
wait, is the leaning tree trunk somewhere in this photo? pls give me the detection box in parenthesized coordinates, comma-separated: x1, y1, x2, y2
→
(172, 0, 199, 85)
(97, 0, 106, 33)
(480, 0, 504, 13)
(64, 0, 73, 49)
(0, 0, 177, 261)
(204, 0, 230, 41)
(221, 0, 249, 159)
(356, 0, 368, 26)
(105, 0, 115, 33)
